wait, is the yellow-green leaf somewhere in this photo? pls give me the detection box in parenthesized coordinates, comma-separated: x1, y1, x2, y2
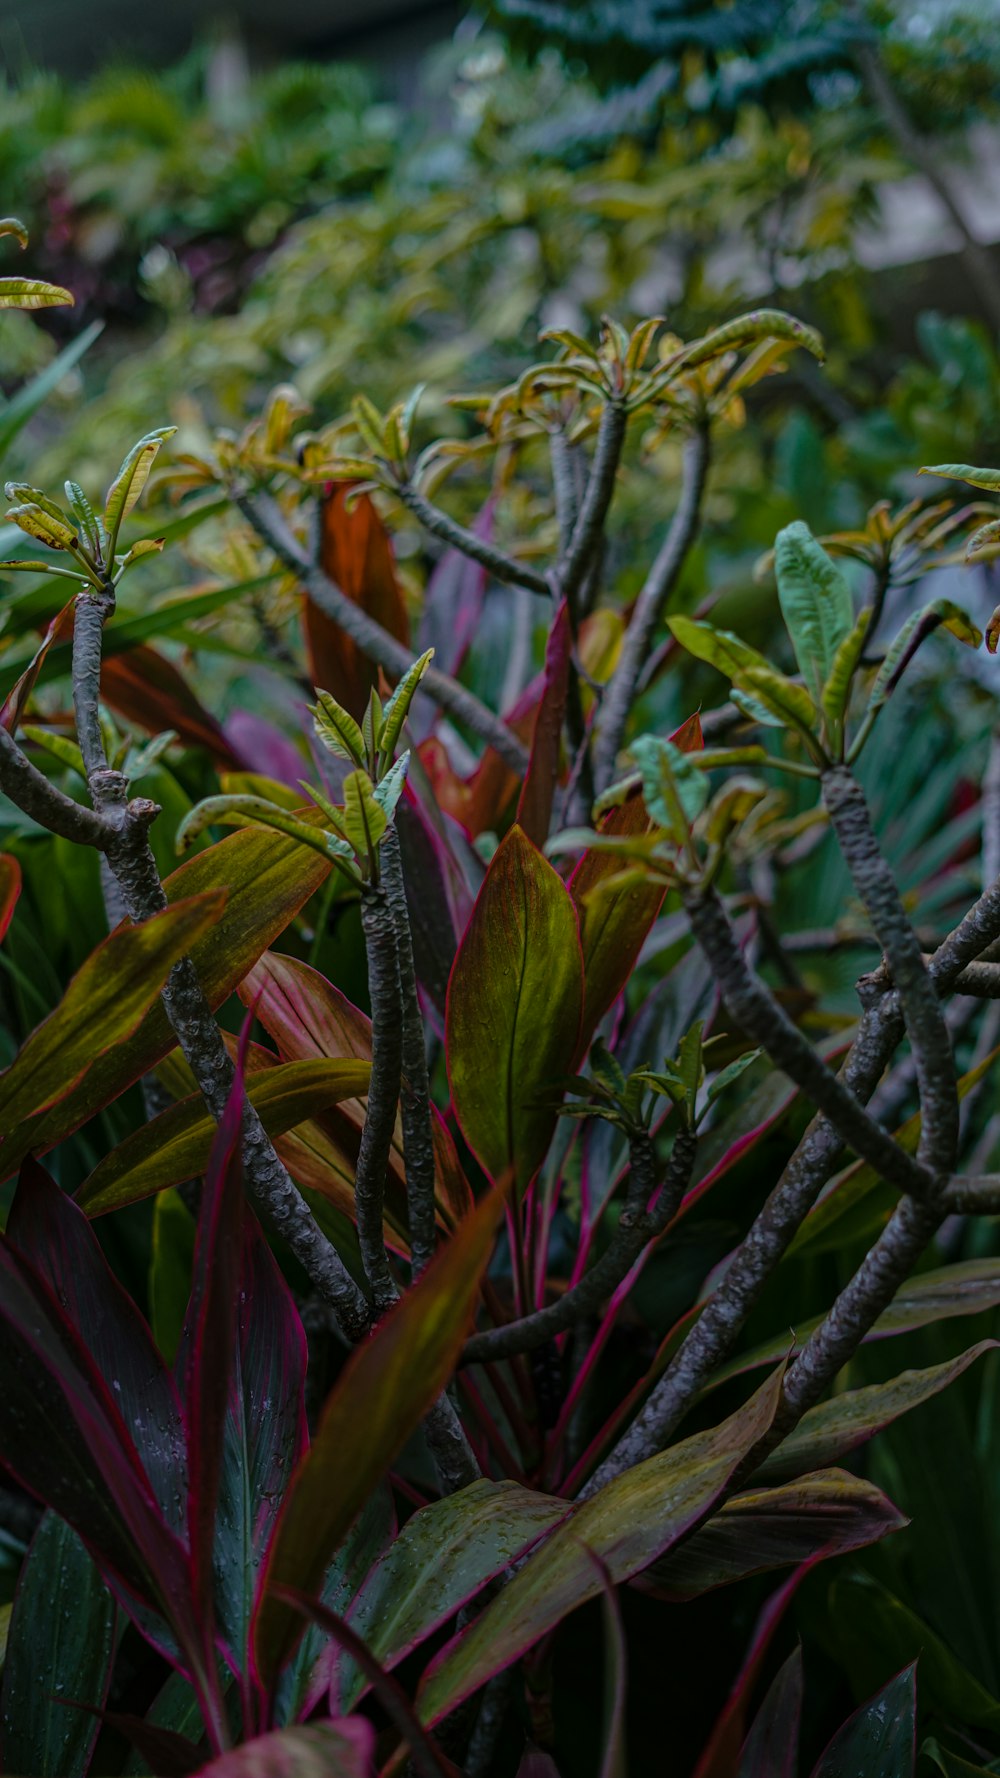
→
(77, 1057, 372, 1216)
(0, 893, 225, 1141)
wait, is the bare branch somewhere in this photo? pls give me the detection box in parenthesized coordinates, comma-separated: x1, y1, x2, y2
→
(382, 826, 437, 1275)
(396, 483, 550, 597)
(356, 878, 405, 1316)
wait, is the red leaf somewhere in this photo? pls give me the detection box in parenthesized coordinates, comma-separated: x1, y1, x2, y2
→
(692, 1567, 808, 1778)
(305, 485, 410, 720)
(0, 853, 21, 943)
(0, 598, 75, 735)
(517, 599, 571, 848)
(102, 645, 244, 769)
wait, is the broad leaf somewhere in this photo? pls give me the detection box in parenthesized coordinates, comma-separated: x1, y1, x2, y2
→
(919, 463, 1000, 491)
(1, 1511, 116, 1778)
(253, 1183, 506, 1688)
(104, 428, 176, 548)
(76, 1058, 372, 1216)
(642, 1469, 904, 1599)
(737, 1649, 802, 1778)
(336, 1480, 568, 1709)
(0, 891, 224, 1148)
(418, 1368, 785, 1726)
(446, 824, 584, 1191)
(828, 1574, 1000, 1734)
(0, 825, 331, 1174)
(8, 1160, 187, 1530)
(773, 521, 853, 704)
(199, 1722, 374, 1777)
(667, 616, 817, 735)
(755, 1342, 997, 1483)
(810, 1664, 916, 1778)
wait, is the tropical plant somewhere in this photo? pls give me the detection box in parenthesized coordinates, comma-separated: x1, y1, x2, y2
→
(1, 279, 1000, 1776)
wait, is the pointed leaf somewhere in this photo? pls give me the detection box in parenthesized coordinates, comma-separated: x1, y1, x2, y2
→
(337, 1481, 568, 1710)
(0, 277, 73, 309)
(104, 428, 176, 547)
(253, 1184, 506, 1688)
(0, 892, 225, 1142)
(810, 1665, 916, 1778)
(379, 648, 434, 765)
(417, 1368, 785, 1726)
(8, 1160, 187, 1530)
(643, 1469, 905, 1599)
(0, 852, 20, 941)
(341, 769, 386, 860)
(446, 825, 584, 1192)
(918, 463, 1000, 491)
(737, 1649, 802, 1778)
(516, 600, 571, 848)
(311, 690, 365, 768)
(306, 486, 409, 721)
(1, 1511, 116, 1778)
(77, 1059, 371, 1216)
(0, 825, 332, 1175)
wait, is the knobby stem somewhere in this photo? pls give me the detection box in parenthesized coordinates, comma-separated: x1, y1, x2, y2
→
(380, 826, 437, 1275)
(356, 878, 405, 1315)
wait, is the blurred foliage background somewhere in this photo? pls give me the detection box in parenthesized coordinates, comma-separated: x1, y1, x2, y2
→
(5, 0, 1000, 1768)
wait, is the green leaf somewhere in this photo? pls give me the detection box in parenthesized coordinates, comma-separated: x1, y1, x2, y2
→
(0, 218, 29, 248)
(336, 1481, 568, 1710)
(812, 1664, 916, 1777)
(63, 481, 102, 555)
(378, 648, 434, 764)
(918, 463, 1000, 491)
(77, 1058, 372, 1216)
(0, 1511, 116, 1778)
(372, 752, 409, 824)
(0, 277, 73, 310)
(707, 1049, 763, 1104)
(252, 1184, 506, 1688)
(646, 1469, 904, 1600)
(341, 769, 387, 862)
(103, 427, 177, 552)
(0, 322, 102, 462)
(5, 504, 78, 552)
(0, 892, 224, 1141)
(149, 1189, 196, 1365)
(828, 1576, 1000, 1736)
(417, 1368, 785, 1726)
(0, 824, 333, 1175)
(177, 794, 352, 868)
(630, 735, 708, 842)
(773, 520, 854, 704)
(446, 824, 584, 1192)
(822, 607, 871, 734)
(868, 599, 982, 715)
(311, 690, 366, 768)
(755, 1342, 997, 1483)
(668, 615, 818, 737)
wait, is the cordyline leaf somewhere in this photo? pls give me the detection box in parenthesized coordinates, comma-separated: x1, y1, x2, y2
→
(0, 1511, 116, 1778)
(0, 891, 224, 1144)
(77, 1058, 372, 1216)
(279, 1486, 395, 1728)
(693, 1567, 807, 1778)
(417, 1367, 785, 1726)
(0, 1231, 192, 1621)
(306, 485, 409, 721)
(829, 1574, 1000, 1735)
(773, 521, 854, 705)
(104, 427, 177, 549)
(919, 463, 1000, 492)
(335, 1481, 568, 1711)
(0, 824, 332, 1176)
(737, 1649, 802, 1778)
(252, 1183, 506, 1689)
(8, 1159, 187, 1530)
(0, 853, 20, 941)
(569, 793, 666, 1049)
(0, 597, 76, 736)
(0, 277, 73, 309)
(706, 1261, 1000, 1392)
(811, 1665, 916, 1778)
(198, 1722, 374, 1777)
(516, 599, 571, 848)
(102, 646, 245, 769)
(754, 1341, 997, 1484)
(183, 1067, 245, 1642)
(215, 1217, 308, 1677)
(446, 824, 584, 1193)
(641, 1468, 905, 1600)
